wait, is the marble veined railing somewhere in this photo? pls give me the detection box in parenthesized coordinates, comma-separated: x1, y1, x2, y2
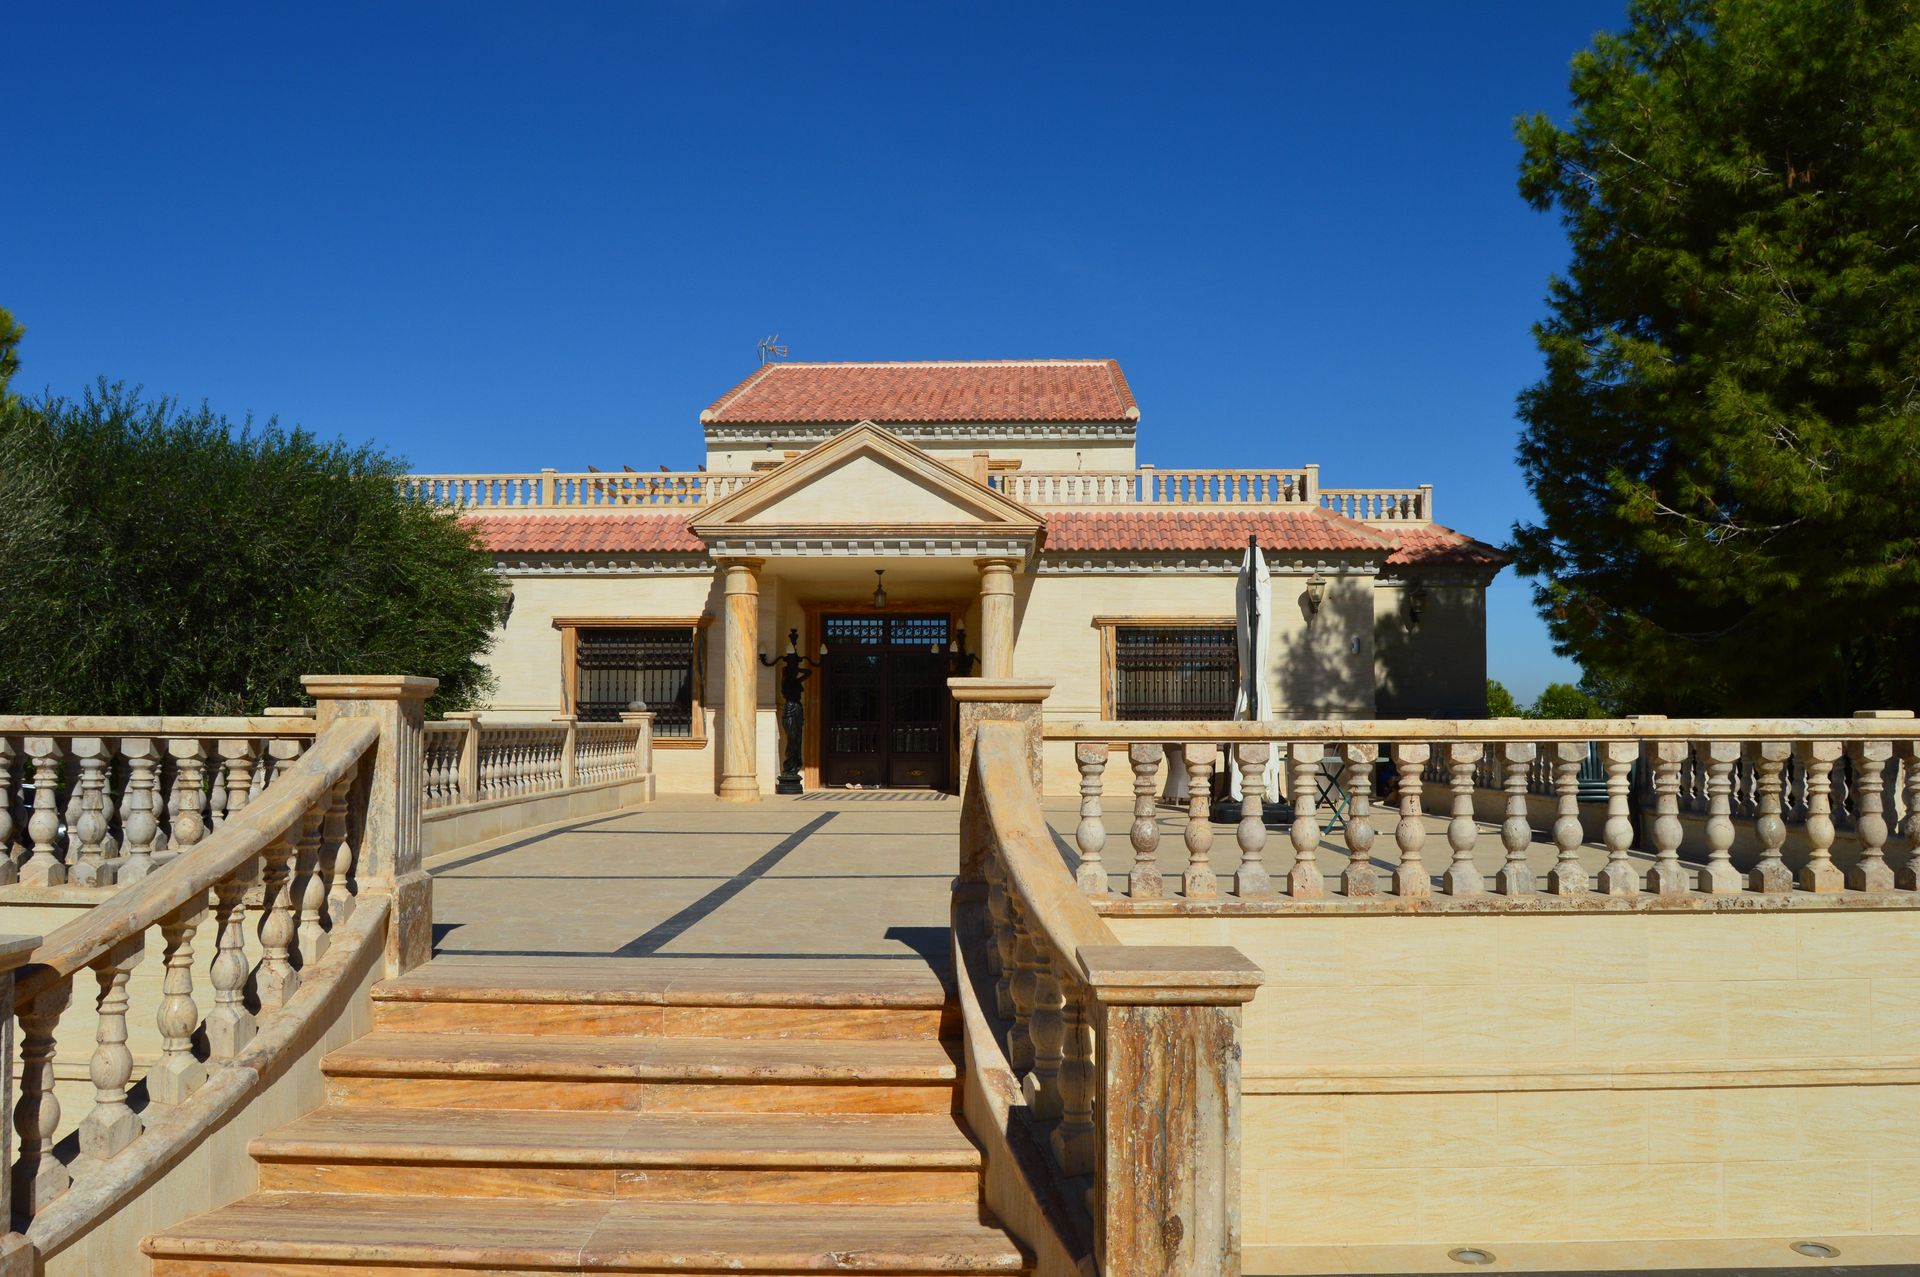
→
(1050, 715, 1920, 908)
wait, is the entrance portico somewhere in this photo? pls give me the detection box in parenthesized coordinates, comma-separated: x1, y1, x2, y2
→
(691, 423, 1043, 801)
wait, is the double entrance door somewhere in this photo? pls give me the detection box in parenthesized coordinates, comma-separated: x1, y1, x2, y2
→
(820, 613, 953, 789)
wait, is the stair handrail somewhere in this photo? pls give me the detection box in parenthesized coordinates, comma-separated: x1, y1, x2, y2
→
(962, 717, 1262, 1277)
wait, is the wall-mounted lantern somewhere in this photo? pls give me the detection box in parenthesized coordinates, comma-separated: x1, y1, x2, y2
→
(1303, 570, 1328, 616)
(1406, 584, 1429, 630)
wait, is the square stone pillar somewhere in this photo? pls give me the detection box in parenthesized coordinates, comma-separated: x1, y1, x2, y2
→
(718, 559, 764, 801)
(950, 678, 1052, 886)
(621, 707, 657, 802)
(1079, 944, 1264, 1277)
(303, 674, 438, 977)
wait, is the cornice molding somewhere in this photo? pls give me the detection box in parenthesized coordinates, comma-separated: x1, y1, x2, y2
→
(701, 533, 1037, 559)
(1035, 553, 1381, 577)
(704, 421, 1136, 445)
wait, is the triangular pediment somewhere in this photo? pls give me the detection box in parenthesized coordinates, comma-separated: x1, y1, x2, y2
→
(691, 422, 1044, 536)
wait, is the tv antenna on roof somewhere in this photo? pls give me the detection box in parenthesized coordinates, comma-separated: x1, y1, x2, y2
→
(757, 334, 790, 365)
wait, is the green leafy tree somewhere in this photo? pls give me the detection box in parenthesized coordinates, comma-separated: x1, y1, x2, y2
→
(1528, 681, 1607, 719)
(0, 380, 504, 715)
(1486, 679, 1523, 717)
(1512, 0, 1920, 715)
(0, 307, 23, 403)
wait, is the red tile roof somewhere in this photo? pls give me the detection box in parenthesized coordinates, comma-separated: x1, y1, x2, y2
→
(462, 510, 1507, 567)
(464, 514, 703, 554)
(701, 360, 1140, 425)
(1386, 525, 1509, 566)
(1043, 511, 1395, 553)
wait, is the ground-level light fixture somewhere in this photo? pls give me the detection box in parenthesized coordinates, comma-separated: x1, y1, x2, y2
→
(1790, 1241, 1840, 1259)
(1447, 1247, 1496, 1266)
(1303, 569, 1328, 616)
(871, 570, 888, 609)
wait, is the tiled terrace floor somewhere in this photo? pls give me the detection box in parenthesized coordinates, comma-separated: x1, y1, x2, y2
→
(419, 792, 1673, 977)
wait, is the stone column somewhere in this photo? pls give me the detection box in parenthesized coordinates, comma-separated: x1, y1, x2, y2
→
(303, 674, 438, 977)
(718, 559, 764, 802)
(976, 557, 1018, 679)
(1079, 943, 1264, 1277)
(950, 678, 1053, 885)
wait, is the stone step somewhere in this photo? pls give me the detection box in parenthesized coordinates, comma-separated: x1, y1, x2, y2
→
(253, 1106, 984, 1203)
(144, 1193, 1030, 1274)
(372, 959, 955, 1040)
(324, 1031, 961, 1113)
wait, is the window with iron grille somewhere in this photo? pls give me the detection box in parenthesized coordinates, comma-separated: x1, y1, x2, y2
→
(575, 626, 700, 735)
(1111, 625, 1238, 721)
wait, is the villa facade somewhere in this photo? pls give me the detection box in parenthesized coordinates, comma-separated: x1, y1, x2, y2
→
(428, 359, 1506, 798)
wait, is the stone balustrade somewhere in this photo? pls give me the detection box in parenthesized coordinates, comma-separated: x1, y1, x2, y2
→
(401, 470, 754, 509)
(1049, 715, 1920, 910)
(957, 705, 1262, 1277)
(0, 716, 320, 890)
(420, 716, 651, 812)
(0, 675, 434, 1265)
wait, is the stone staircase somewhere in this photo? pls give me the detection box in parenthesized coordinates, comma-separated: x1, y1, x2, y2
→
(143, 964, 1029, 1275)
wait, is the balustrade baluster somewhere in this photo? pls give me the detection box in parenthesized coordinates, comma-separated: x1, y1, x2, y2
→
(1007, 895, 1037, 1073)
(1700, 742, 1742, 894)
(208, 867, 259, 1060)
(1496, 742, 1537, 896)
(1847, 741, 1894, 892)
(1025, 953, 1066, 1124)
(1287, 743, 1324, 897)
(150, 899, 208, 1106)
(1051, 971, 1095, 1178)
(78, 935, 145, 1166)
(22, 736, 65, 886)
(1073, 744, 1109, 894)
(118, 737, 161, 882)
(1443, 742, 1483, 895)
(1549, 741, 1588, 895)
(208, 748, 228, 829)
(70, 736, 113, 886)
(1899, 743, 1920, 892)
(1340, 744, 1377, 896)
(289, 790, 323, 966)
(1647, 742, 1691, 896)
(1797, 741, 1844, 893)
(14, 979, 74, 1214)
(324, 775, 356, 928)
(985, 853, 1014, 1020)
(1234, 743, 1273, 896)
(1127, 743, 1163, 898)
(255, 829, 300, 1010)
(1390, 742, 1430, 896)
(1749, 742, 1793, 893)
(167, 738, 208, 863)
(218, 739, 256, 824)
(1183, 743, 1218, 898)
(1599, 741, 1641, 895)
(0, 738, 16, 885)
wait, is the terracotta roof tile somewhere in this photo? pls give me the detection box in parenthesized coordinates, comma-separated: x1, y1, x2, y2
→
(1042, 511, 1395, 553)
(701, 360, 1140, 424)
(464, 514, 704, 554)
(1386, 524, 1509, 566)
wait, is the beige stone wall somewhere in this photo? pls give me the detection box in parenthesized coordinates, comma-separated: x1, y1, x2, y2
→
(1374, 578, 1487, 719)
(1109, 908, 1920, 1250)
(1019, 568, 1379, 795)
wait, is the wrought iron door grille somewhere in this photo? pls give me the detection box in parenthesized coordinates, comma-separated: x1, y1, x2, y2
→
(576, 626, 697, 734)
(1112, 625, 1238, 721)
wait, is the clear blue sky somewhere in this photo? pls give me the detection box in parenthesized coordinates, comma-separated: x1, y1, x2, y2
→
(9, 1, 1629, 702)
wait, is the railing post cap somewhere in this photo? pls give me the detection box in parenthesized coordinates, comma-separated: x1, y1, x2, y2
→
(301, 675, 439, 702)
(1076, 944, 1264, 1005)
(947, 678, 1054, 704)
(443, 711, 484, 721)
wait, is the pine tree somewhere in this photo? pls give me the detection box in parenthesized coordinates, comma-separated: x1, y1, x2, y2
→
(1512, 0, 1920, 714)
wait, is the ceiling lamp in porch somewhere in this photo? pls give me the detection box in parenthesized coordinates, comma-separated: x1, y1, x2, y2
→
(872, 569, 888, 609)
